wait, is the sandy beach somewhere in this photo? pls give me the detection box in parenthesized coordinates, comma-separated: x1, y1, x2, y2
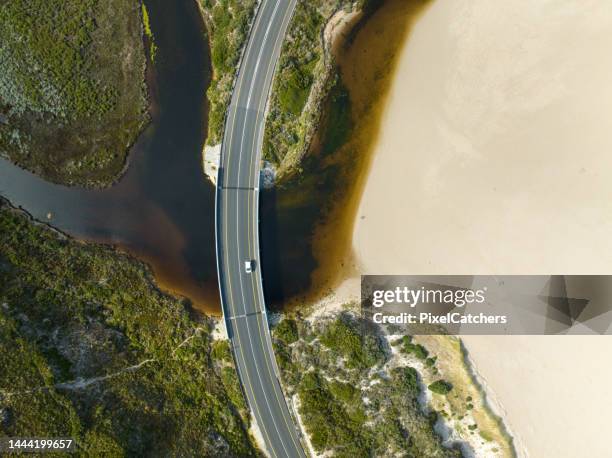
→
(352, 0, 612, 456)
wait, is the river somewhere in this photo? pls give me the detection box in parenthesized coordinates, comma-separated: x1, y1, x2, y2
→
(0, 0, 419, 314)
(0, 0, 218, 311)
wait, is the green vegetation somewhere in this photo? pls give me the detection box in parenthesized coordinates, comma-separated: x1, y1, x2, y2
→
(0, 0, 148, 186)
(0, 199, 256, 455)
(263, 0, 386, 178)
(142, 2, 153, 37)
(297, 371, 369, 454)
(319, 314, 384, 370)
(274, 318, 299, 345)
(198, 0, 258, 145)
(397, 335, 429, 360)
(429, 380, 454, 396)
(263, 0, 361, 175)
(141, 3, 158, 62)
(272, 312, 460, 457)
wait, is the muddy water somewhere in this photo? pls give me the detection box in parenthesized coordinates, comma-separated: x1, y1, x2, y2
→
(261, 0, 432, 308)
(0, 0, 219, 311)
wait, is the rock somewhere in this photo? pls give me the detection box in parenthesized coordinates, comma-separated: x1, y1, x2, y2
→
(203, 143, 221, 185)
(261, 161, 276, 189)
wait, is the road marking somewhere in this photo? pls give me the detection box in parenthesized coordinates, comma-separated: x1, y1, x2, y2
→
(220, 1, 305, 457)
(220, 186, 257, 191)
(220, 1, 279, 456)
(244, 1, 306, 455)
(233, 2, 293, 457)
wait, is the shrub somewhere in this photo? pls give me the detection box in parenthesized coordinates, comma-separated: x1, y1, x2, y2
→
(319, 315, 384, 370)
(274, 318, 299, 344)
(428, 380, 453, 395)
(401, 339, 429, 360)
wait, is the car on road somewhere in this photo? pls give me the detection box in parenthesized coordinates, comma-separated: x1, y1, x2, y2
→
(244, 260, 255, 273)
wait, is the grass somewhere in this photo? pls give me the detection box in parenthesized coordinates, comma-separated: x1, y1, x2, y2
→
(0, 0, 148, 187)
(415, 335, 516, 456)
(141, 2, 157, 61)
(0, 199, 256, 455)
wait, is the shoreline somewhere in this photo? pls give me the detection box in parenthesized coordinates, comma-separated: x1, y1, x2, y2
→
(1, 0, 220, 315)
(0, 196, 211, 321)
(351, 0, 612, 456)
(458, 340, 522, 458)
(294, 0, 434, 309)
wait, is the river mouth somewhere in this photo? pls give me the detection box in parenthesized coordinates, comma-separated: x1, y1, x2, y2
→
(260, 0, 433, 310)
(0, 0, 219, 312)
(0, 0, 430, 315)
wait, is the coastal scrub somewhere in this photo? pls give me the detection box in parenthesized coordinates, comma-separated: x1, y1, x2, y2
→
(263, 0, 369, 177)
(198, 0, 258, 146)
(0, 0, 149, 187)
(272, 310, 461, 457)
(0, 199, 256, 455)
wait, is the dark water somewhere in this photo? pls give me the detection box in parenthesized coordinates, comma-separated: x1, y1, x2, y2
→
(0, 0, 421, 314)
(260, 0, 432, 310)
(0, 0, 219, 310)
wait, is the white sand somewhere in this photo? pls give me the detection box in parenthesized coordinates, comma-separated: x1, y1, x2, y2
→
(352, 1, 612, 456)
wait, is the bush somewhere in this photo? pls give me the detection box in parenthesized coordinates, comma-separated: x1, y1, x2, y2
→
(0, 203, 256, 455)
(428, 380, 453, 395)
(329, 380, 358, 403)
(274, 318, 299, 344)
(400, 336, 429, 360)
(201, 0, 257, 144)
(297, 371, 370, 454)
(319, 315, 384, 370)
(391, 366, 420, 395)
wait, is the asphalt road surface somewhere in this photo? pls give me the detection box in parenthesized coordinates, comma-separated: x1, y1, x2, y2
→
(214, 1, 306, 457)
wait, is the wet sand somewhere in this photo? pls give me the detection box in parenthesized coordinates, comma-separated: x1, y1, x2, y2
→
(353, 0, 612, 456)
(303, 0, 433, 305)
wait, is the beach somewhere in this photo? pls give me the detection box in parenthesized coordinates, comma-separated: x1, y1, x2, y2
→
(352, 0, 612, 456)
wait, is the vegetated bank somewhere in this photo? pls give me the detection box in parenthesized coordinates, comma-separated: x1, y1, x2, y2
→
(197, 0, 258, 180)
(0, 0, 149, 187)
(0, 198, 257, 455)
(260, 0, 433, 307)
(0, 0, 226, 314)
(271, 305, 514, 457)
(262, 0, 366, 176)
(198, 0, 258, 146)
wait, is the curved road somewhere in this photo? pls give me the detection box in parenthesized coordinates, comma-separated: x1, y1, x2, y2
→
(214, 1, 305, 457)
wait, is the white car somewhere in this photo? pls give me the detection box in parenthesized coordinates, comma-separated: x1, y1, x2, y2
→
(244, 260, 255, 273)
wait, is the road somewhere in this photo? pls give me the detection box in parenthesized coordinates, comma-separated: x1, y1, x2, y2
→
(214, 1, 306, 457)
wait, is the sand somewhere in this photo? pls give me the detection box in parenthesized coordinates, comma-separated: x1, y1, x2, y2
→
(352, 0, 612, 456)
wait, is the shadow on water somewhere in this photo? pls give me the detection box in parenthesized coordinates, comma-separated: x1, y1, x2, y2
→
(0, 0, 220, 312)
(260, 184, 319, 310)
(261, 0, 433, 310)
